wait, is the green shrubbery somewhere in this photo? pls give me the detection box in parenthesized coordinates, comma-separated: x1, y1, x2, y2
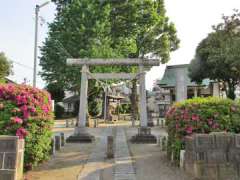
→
(166, 97, 240, 163)
(54, 104, 65, 119)
(0, 84, 54, 170)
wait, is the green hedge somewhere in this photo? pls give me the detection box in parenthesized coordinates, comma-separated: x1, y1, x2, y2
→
(0, 84, 54, 170)
(166, 97, 240, 163)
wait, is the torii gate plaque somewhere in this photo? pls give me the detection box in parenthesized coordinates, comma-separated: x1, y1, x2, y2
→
(66, 58, 159, 143)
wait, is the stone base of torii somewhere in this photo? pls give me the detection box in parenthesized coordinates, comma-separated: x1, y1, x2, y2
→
(65, 58, 159, 144)
(66, 127, 94, 143)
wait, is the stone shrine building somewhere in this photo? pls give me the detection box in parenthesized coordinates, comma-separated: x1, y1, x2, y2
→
(146, 64, 220, 122)
(155, 64, 220, 103)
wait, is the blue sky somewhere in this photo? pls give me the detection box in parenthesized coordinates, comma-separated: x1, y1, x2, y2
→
(0, 0, 55, 87)
(1, 0, 240, 90)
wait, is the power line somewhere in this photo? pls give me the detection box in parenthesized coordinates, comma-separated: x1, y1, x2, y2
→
(9, 60, 33, 70)
(39, 16, 73, 58)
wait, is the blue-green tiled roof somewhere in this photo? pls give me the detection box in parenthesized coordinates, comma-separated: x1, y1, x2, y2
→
(157, 64, 211, 87)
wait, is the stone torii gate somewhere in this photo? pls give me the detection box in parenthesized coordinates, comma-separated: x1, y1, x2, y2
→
(66, 58, 159, 143)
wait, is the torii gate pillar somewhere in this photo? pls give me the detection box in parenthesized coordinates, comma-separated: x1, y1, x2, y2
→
(130, 65, 157, 143)
(139, 65, 148, 127)
(78, 65, 88, 127)
(67, 65, 94, 143)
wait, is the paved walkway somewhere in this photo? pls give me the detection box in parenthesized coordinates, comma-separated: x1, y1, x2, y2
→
(126, 127, 194, 180)
(114, 127, 136, 180)
(77, 127, 113, 180)
(26, 124, 193, 180)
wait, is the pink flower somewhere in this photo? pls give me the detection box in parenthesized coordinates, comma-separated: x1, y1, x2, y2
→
(183, 112, 189, 120)
(11, 117, 23, 124)
(16, 127, 28, 139)
(29, 107, 36, 113)
(185, 126, 193, 134)
(20, 105, 28, 111)
(23, 111, 29, 119)
(212, 123, 219, 129)
(16, 95, 22, 105)
(42, 105, 49, 113)
(207, 118, 213, 125)
(191, 114, 199, 121)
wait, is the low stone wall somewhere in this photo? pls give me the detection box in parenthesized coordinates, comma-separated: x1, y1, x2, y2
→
(184, 133, 240, 180)
(0, 136, 24, 180)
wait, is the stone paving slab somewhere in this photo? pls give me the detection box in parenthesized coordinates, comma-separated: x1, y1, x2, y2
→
(114, 128, 136, 180)
(78, 127, 113, 180)
(126, 127, 194, 180)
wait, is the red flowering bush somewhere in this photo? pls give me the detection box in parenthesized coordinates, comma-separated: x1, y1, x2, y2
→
(166, 97, 240, 163)
(0, 84, 54, 170)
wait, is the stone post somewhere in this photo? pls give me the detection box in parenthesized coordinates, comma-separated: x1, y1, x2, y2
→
(194, 87, 198, 98)
(213, 82, 219, 97)
(78, 65, 89, 128)
(50, 137, 56, 155)
(176, 67, 187, 102)
(106, 136, 114, 159)
(55, 135, 61, 151)
(139, 65, 148, 127)
(0, 136, 24, 180)
(180, 150, 185, 169)
(66, 119, 69, 128)
(60, 133, 65, 147)
(71, 119, 75, 126)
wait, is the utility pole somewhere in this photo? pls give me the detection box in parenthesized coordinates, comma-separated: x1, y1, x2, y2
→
(33, 1, 50, 87)
(33, 5, 39, 87)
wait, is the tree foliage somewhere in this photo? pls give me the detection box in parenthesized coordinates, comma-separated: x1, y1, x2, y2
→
(109, 0, 179, 61)
(0, 52, 12, 82)
(189, 10, 240, 99)
(41, 0, 179, 115)
(45, 83, 65, 102)
(42, 0, 179, 87)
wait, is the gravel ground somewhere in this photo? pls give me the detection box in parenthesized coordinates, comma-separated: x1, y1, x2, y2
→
(25, 141, 94, 180)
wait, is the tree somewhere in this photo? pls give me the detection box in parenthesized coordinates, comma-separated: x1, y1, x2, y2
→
(189, 10, 240, 99)
(45, 83, 65, 102)
(109, 0, 179, 121)
(41, 0, 179, 116)
(41, 0, 129, 115)
(0, 52, 12, 82)
(109, 0, 179, 61)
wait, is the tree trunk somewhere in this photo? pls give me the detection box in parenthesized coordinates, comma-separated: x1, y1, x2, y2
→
(131, 79, 138, 126)
(226, 81, 236, 100)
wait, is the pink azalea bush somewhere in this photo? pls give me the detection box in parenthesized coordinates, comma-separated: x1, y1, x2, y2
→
(0, 84, 54, 170)
(166, 97, 240, 163)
